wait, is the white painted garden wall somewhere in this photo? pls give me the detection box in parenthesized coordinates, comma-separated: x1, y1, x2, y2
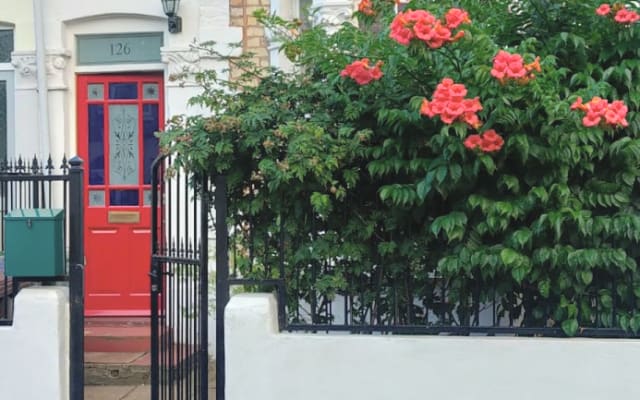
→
(0, 287, 69, 400)
(226, 293, 640, 400)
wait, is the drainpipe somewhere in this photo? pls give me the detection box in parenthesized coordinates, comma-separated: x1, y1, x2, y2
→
(33, 0, 50, 158)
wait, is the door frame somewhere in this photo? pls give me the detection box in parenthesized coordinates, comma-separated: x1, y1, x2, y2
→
(0, 70, 15, 160)
(77, 72, 164, 316)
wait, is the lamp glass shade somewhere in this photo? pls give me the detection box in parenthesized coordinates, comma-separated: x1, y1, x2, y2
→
(161, 0, 180, 16)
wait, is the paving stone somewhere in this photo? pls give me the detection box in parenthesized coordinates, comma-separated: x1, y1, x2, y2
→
(85, 363, 150, 386)
(84, 385, 135, 400)
(121, 384, 150, 400)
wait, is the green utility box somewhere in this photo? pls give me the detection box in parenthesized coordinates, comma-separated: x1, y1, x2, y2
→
(4, 209, 65, 277)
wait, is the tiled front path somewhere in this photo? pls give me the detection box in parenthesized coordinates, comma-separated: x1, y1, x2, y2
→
(85, 361, 216, 399)
(85, 384, 216, 400)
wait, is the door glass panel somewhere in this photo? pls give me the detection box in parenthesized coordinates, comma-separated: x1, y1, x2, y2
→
(110, 189, 139, 206)
(88, 84, 104, 100)
(88, 104, 105, 185)
(109, 104, 139, 185)
(143, 189, 152, 206)
(89, 190, 105, 207)
(143, 104, 159, 184)
(0, 30, 13, 63)
(143, 83, 159, 100)
(109, 82, 138, 99)
(0, 80, 6, 161)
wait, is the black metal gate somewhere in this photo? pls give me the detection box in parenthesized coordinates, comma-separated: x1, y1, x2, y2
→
(150, 155, 210, 400)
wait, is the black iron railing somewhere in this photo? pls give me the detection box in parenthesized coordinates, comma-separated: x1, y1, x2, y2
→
(212, 171, 640, 340)
(150, 155, 210, 400)
(0, 156, 71, 323)
(205, 170, 640, 399)
(0, 155, 85, 400)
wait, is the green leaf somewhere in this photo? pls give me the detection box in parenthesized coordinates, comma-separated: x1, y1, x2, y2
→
(500, 248, 519, 267)
(631, 315, 640, 334)
(601, 294, 613, 309)
(561, 319, 579, 336)
(511, 265, 525, 283)
(530, 187, 549, 204)
(538, 279, 551, 298)
(580, 270, 593, 285)
(479, 155, 496, 175)
(416, 172, 435, 200)
(435, 165, 448, 184)
(377, 241, 397, 256)
(449, 164, 462, 182)
(620, 314, 630, 332)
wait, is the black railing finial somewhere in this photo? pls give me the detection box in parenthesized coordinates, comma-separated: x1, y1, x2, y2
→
(16, 156, 24, 173)
(61, 155, 69, 173)
(46, 155, 54, 175)
(31, 155, 39, 175)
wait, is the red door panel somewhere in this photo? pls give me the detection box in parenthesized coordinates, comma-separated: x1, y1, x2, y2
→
(78, 74, 163, 316)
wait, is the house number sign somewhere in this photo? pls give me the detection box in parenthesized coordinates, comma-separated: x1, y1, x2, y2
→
(77, 32, 163, 65)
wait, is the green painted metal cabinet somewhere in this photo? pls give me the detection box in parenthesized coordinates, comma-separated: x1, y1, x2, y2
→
(4, 209, 65, 277)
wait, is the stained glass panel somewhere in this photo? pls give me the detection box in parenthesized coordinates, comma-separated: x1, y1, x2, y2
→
(143, 83, 159, 100)
(143, 104, 159, 184)
(0, 80, 6, 161)
(143, 189, 152, 206)
(109, 83, 138, 99)
(89, 190, 105, 207)
(110, 189, 139, 206)
(109, 104, 139, 185)
(88, 105, 105, 185)
(0, 30, 13, 63)
(88, 84, 104, 100)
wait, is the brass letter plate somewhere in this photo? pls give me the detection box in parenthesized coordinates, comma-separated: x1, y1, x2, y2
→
(108, 211, 140, 224)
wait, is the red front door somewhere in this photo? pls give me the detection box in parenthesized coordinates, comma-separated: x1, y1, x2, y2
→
(78, 74, 164, 316)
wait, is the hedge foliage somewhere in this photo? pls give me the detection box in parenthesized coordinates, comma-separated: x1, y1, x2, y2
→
(160, 0, 640, 334)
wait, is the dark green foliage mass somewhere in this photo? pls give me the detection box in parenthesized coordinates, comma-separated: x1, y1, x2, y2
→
(160, 0, 640, 335)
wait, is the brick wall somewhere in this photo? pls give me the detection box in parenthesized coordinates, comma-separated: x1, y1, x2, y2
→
(230, 0, 271, 79)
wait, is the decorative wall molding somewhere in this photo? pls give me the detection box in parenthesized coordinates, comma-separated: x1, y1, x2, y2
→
(161, 47, 203, 87)
(161, 46, 227, 87)
(11, 49, 71, 90)
(311, 0, 354, 34)
(11, 52, 37, 89)
(46, 49, 71, 90)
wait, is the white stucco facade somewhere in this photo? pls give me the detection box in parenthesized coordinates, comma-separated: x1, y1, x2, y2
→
(227, 293, 640, 400)
(0, 0, 244, 162)
(0, 287, 69, 400)
(0, 0, 359, 158)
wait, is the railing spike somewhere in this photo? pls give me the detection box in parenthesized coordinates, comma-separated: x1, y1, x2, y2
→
(61, 154, 69, 172)
(31, 155, 39, 175)
(46, 155, 54, 175)
(17, 156, 24, 173)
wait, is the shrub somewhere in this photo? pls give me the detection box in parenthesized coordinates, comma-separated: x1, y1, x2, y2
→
(160, 0, 640, 335)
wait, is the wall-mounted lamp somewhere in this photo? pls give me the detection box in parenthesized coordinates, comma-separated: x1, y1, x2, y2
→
(161, 0, 182, 34)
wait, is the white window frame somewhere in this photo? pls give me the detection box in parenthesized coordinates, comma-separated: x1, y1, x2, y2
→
(0, 26, 14, 160)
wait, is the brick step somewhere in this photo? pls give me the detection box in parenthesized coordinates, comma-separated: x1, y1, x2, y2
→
(84, 317, 151, 327)
(84, 325, 152, 353)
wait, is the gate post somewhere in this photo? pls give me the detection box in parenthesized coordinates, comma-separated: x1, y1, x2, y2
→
(150, 156, 163, 400)
(68, 156, 85, 400)
(215, 174, 229, 400)
(199, 173, 210, 400)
